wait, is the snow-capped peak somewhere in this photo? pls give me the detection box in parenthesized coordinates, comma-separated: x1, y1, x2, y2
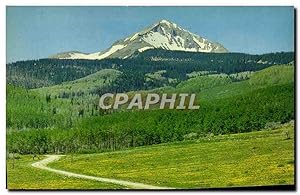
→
(159, 19, 171, 24)
(50, 19, 228, 60)
(158, 19, 174, 27)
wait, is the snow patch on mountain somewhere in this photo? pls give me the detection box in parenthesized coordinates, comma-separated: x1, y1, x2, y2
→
(50, 19, 228, 60)
(138, 46, 154, 52)
(97, 44, 127, 59)
(124, 33, 140, 42)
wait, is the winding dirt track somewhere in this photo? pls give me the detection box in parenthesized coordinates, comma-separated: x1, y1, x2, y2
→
(31, 155, 173, 190)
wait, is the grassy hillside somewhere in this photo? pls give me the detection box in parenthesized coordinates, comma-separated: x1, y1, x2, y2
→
(175, 74, 232, 93)
(137, 64, 294, 102)
(34, 69, 121, 96)
(46, 124, 294, 189)
(176, 65, 294, 101)
(249, 65, 294, 86)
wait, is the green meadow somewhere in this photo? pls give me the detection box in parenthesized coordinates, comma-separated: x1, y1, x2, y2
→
(6, 155, 123, 190)
(7, 123, 294, 189)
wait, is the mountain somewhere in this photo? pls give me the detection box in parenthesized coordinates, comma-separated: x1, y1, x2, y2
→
(50, 19, 228, 60)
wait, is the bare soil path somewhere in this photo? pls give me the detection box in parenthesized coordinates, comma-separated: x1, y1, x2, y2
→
(31, 155, 173, 189)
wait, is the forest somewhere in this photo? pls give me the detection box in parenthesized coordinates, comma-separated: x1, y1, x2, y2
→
(7, 50, 294, 89)
(7, 82, 294, 154)
(6, 50, 295, 154)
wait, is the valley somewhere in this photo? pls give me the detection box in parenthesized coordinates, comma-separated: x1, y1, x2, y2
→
(6, 19, 295, 190)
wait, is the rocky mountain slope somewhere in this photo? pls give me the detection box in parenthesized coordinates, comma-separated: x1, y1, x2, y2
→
(50, 19, 228, 60)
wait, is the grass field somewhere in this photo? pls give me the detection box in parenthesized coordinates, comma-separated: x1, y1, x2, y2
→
(7, 124, 294, 189)
(46, 124, 294, 189)
(6, 155, 123, 190)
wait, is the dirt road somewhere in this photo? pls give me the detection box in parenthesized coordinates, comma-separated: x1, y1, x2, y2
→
(31, 155, 173, 190)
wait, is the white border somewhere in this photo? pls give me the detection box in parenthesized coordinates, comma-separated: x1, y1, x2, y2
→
(1, 1, 298, 194)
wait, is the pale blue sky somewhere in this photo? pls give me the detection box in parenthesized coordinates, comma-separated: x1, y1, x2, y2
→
(7, 6, 294, 62)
